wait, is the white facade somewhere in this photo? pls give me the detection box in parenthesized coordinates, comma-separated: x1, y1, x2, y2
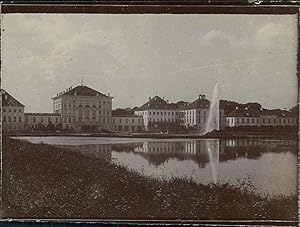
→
(135, 109, 180, 130)
(225, 115, 296, 127)
(25, 113, 61, 129)
(134, 96, 180, 131)
(112, 115, 144, 132)
(2, 89, 25, 133)
(180, 95, 225, 134)
(52, 85, 113, 132)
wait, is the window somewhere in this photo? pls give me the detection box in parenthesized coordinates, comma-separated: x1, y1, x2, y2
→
(68, 118, 71, 123)
(113, 119, 115, 124)
(132, 119, 134, 124)
(56, 117, 58, 123)
(9, 109, 11, 113)
(25, 117, 28, 123)
(19, 116, 22, 122)
(252, 118, 254, 123)
(3, 116, 6, 122)
(33, 117, 36, 123)
(3, 108, 6, 112)
(247, 118, 250, 123)
(237, 118, 239, 123)
(157, 112, 159, 115)
(119, 119, 122, 123)
(41, 117, 44, 123)
(126, 118, 128, 123)
(153, 112, 155, 115)
(14, 109, 16, 112)
(13, 116, 16, 122)
(103, 118, 105, 124)
(8, 116, 11, 122)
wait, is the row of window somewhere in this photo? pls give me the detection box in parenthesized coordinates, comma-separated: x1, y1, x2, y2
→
(3, 108, 23, 113)
(3, 116, 22, 123)
(138, 111, 177, 116)
(64, 117, 110, 124)
(77, 110, 110, 116)
(115, 125, 142, 132)
(25, 117, 60, 124)
(113, 118, 142, 124)
(148, 118, 178, 123)
(226, 117, 295, 124)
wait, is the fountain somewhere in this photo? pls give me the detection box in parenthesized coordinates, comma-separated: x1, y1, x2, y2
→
(205, 82, 220, 135)
(204, 82, 220, 184)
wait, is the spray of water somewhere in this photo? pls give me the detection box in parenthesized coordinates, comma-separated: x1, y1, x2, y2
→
(205, 82, 220, 134)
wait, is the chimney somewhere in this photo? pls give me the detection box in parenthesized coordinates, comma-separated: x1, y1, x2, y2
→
(108, 93, 110, 97)
(149, 97, 151, 101)
(202, 95, 206, 99)
(167, 100, 169, 103)
(198, 95, 202, 100)
(163, 97, 165, 100)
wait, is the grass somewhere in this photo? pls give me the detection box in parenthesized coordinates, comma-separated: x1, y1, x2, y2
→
(2, 137, 297, 221)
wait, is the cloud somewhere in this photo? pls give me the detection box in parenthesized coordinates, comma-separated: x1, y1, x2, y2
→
(255, 22, 297, 49)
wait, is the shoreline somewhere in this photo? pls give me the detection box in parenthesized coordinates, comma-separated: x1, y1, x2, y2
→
(7, 131, 297, 140)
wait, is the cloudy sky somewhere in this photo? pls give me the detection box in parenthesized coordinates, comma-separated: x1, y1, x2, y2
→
(2, 13, 298, 112)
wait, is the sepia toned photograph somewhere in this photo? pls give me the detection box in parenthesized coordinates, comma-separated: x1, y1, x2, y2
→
(1, 5, 299, 224)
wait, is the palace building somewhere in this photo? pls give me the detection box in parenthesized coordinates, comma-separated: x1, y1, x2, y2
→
(24, 113, 61, 130)
(179, 95, 225, 134)
(1, 89, 25, 133)
(225, 107, 297, 127)
(134, 96, 181, 131)
(52, 85, 113, 132)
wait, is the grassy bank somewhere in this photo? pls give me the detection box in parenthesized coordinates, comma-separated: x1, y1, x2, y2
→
(2, 137, 297, 221)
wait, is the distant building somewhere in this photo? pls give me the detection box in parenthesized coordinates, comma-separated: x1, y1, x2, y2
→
(134, 96, 181, 131)
(112, 115, 144, 132)
(1, 89, 25, 133)
(24, 113, 61, 130)
(52, 85, 113, 132)
(180, 95, 225, 134)
(225, 107, 297, 127)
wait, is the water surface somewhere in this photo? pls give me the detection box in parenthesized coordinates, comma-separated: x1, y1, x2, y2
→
(15, 136, 297, 196)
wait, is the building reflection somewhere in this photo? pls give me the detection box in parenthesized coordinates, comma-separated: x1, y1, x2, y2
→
(59, 139, 296, 167)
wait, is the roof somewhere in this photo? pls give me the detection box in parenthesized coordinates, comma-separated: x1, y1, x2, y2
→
(53, 85, 110, 99)
(136, 96, 177, 111)
(25, 113, 61, 116)
(181, 97, 210, 110)
(1, 89, 25, 107)
(227, 107, 294, 118)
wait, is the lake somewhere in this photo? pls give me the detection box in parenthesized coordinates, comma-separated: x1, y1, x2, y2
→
(15, 136, 297, 197)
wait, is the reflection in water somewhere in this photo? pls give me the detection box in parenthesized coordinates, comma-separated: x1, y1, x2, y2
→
(34, 137, 297, 196)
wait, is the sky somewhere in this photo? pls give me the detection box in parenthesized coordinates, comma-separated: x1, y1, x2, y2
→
(1, 13, 298, 112)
